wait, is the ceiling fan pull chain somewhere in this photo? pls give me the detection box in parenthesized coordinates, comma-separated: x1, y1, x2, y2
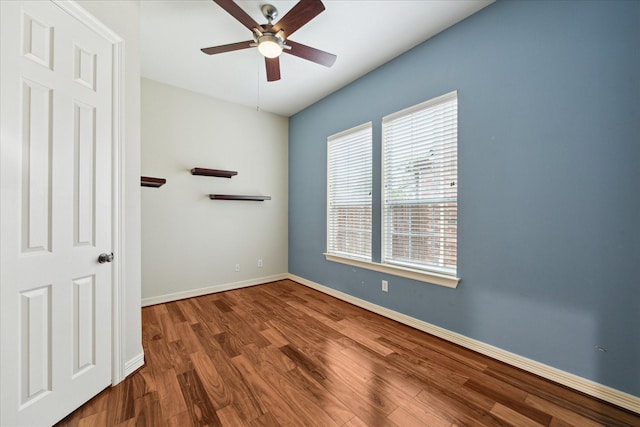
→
(256, 56, 261, 112)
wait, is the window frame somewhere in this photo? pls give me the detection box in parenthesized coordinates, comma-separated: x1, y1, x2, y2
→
(326, 122, 373, 262)
(381, 90, 458, 278)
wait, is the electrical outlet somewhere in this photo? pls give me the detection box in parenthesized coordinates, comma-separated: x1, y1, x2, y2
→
(235, 263, 240, 272)
(382, 280, 388, 292)
(258, 259, 263, 268)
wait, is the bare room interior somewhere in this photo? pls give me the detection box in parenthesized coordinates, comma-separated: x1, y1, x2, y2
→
(1, 0, 638, 426)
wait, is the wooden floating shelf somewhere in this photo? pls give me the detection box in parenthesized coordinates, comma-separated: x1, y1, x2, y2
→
(191, 167, 237, 178)
(141, 176, 166, 188)
(209, 194, 271, 201)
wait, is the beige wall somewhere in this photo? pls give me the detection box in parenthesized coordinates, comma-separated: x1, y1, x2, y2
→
(140, 78, 288, 304)
(75, 0, 143, 373)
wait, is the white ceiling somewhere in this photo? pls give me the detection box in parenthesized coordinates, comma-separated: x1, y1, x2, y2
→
(140, 0, 493, 117)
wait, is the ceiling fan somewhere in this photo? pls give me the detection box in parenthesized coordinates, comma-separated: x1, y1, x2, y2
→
(201, 0, 337, 82)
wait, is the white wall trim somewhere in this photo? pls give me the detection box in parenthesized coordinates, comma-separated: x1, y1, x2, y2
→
(124, 352, 145, 377)
(324, 253, 459, 288)
(287, 273, 640, 414)
(141, 274, 289, 307)
(110, 36, 127, 385)
(52, 0, 129, 386)
(52, 0, 123, 41)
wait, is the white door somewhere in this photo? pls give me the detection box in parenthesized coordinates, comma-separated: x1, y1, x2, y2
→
(1, 1, 115, 425)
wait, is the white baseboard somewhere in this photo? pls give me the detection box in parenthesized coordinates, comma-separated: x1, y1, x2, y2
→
(124, 352, 145, 377)
(141, 273, 289, 307)
(287, 273, 640, 414)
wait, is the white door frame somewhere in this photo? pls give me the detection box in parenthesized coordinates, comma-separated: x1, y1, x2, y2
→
(52, 0, 127, 385)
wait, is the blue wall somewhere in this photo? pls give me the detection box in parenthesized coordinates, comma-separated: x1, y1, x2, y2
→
(288, 0, 640, 396)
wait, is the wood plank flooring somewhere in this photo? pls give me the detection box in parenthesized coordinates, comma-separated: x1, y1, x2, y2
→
(56, 279, 640, 426)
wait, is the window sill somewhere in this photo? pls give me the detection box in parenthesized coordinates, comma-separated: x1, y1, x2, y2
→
(324, 253, 460, 289)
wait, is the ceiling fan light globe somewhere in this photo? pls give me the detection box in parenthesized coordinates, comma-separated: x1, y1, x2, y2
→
(258, 36, 283, 58)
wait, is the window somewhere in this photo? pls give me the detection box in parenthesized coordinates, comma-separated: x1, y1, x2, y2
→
(382, 91, 458, 276)
(324, 93, 459, 287)
(327, 123, 372, 261)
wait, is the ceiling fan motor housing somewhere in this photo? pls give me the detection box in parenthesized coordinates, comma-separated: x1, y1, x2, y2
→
(261, 4, 278, 23)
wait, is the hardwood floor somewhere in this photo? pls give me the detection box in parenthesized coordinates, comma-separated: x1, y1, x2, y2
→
(56, 280, 640, 426)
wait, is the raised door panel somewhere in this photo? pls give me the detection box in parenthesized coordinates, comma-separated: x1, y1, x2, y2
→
(21, 11, 53, 69)
(20, 285, 52, 406)
(73, 275, 96, 376)
(73, 101, 96, 247)
(21, 79, 53, 254)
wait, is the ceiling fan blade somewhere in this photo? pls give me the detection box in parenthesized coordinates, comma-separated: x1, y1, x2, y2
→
(284, 40, 336, 67)
(212, 0, 264, 32)
(201, 40, 254, 55)
(265, 57, 281, 82)
(272, 0, 325, 38)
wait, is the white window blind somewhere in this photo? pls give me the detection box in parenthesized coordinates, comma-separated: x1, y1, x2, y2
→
(382, 91, 457, 275)
(327, 122, 372, 261)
